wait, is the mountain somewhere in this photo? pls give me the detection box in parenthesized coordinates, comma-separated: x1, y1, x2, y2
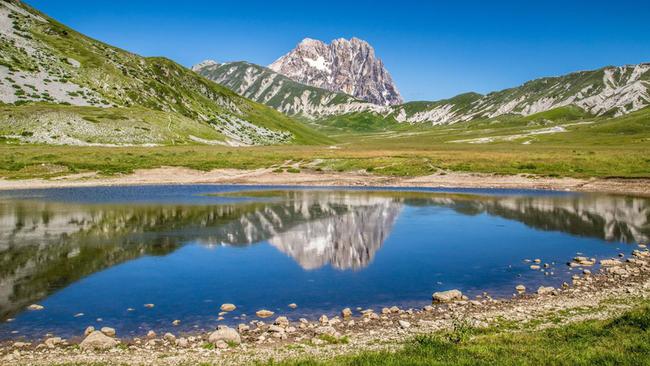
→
(268, 38, 403, 106)
(193, 61, 386, 119)
(197, 53, 649, 131)
(0, 0, 330, 146)
(393, 63, 650, 125)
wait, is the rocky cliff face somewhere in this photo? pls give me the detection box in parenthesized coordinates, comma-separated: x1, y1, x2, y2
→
(268, 38, 403, 106)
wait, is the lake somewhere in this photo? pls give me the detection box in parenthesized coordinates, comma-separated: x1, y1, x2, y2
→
(0, 185, 647, 340)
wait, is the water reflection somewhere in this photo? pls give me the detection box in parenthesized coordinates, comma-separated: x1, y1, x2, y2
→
(0, 189, 648, 321)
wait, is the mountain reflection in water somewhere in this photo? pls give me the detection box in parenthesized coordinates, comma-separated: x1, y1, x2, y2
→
(0, 189, 648, 321)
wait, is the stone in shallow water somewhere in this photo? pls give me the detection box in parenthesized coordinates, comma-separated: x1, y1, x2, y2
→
(220, 303, 236, 312)
(256, 310, 274, 318)
(80, 331, 118, 350)
(288, 303, 298, 309)
(84, 326, 95, 336)
(432, 289, 463, 303)
(516, 285, 526, 293)
(27, 304, 44, 311)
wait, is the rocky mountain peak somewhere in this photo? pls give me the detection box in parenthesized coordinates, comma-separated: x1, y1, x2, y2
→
(191, 59, 219, 72)
(269, 37, 403, 106)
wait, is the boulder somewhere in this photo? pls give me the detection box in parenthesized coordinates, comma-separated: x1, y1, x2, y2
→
(163, 332, 176, 342)
(432, 289, 463, 303)
(27, 304, 44, 311)
(341, 308, 353, 319)
(208, 326, 241, 345)
(84, 326, 95, 337)
(80, 331, 118, 350)
(288, 303, 298, 309)
(600, 259, 622, 266)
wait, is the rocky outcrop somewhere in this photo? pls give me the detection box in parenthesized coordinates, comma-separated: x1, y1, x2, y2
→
(269, 38, 403, 106)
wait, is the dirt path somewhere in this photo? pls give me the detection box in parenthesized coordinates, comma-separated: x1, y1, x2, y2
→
(0, 167, 649, 196)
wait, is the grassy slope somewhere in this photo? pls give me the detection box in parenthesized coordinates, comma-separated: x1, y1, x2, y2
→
(269, 301, 650, 366)
(0, 1, 331, 145)
(1, 107, 648, 179)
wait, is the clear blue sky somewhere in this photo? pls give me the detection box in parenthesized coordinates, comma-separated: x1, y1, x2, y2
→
(25, 0, 650, 101)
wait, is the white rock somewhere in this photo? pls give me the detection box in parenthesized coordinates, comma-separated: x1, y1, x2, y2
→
(80, 331, 118, 350)
(208, 326, 241, 345)
(432, 289, 463, 303)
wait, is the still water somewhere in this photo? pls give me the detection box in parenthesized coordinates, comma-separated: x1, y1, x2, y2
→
(0, 185, 647, 340)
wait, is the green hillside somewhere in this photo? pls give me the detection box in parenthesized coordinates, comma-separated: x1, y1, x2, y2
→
(0, 0, 331, 146)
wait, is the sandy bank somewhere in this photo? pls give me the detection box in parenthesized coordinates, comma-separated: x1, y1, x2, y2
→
(0, 167, 649, 196)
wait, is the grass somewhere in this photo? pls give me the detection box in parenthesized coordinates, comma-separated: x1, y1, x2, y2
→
(1, 106, 648, 180)
(265, 301, 650, 366)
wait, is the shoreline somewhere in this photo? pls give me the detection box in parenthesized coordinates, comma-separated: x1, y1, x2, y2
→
(2, 247, 649, 365)
(1, 167, 649, 196)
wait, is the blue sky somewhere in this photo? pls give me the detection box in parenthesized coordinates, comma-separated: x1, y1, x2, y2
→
(25, 0, 650, 101)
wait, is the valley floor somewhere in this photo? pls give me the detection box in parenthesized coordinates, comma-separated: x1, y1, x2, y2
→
(1, 166, 650, 197)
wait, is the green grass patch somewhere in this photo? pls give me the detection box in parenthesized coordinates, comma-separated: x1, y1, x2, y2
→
(267, 301, 650, 365)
